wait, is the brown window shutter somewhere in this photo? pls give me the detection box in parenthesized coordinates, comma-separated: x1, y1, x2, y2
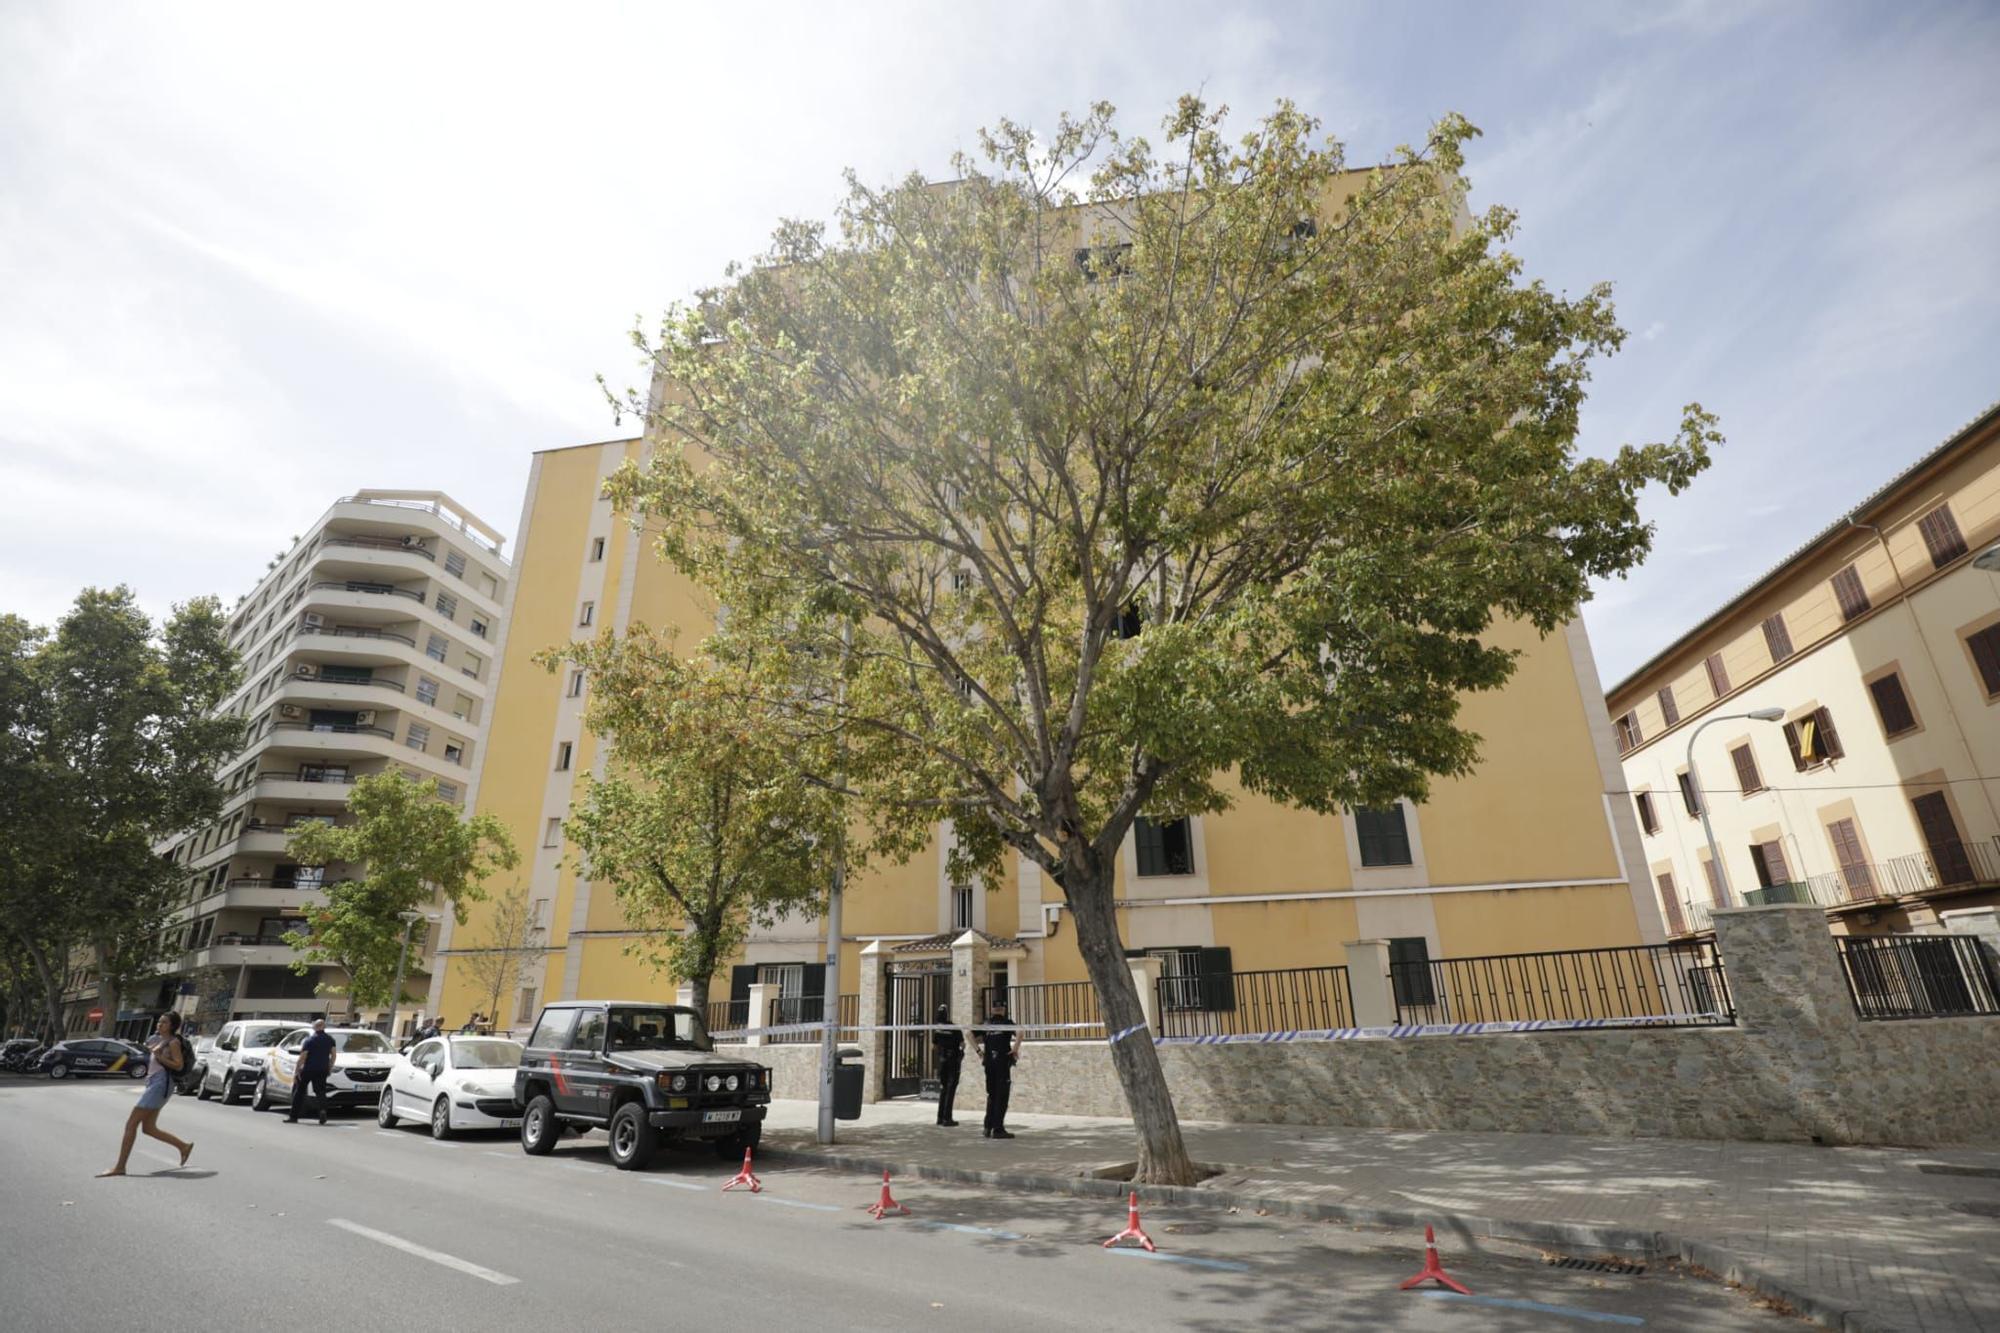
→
(1828, 818, 1874, 897)
(1831, 565, 1870, 621)
(1704, 652, 1730, 697)
(1677, 770, 1701, 817)
(1615, 711, 1642, 752)
(1656, 686, 1679, 727)
(1917, 505, 1967, 568)
(1813, 706, 1843, 760)
(1761, 613, 1793, 663)
(1868, 672, 1916, 735)
(1730, 743, 1762, 794)
(1782, 719, 1806, 770)
(1911, 792, 1974, 885)
(1635, 792, 1658, 835)
(1702, 858, 1727, 906)
(1657, 874, 1684, 934)
(1968, 625, 2000, 697)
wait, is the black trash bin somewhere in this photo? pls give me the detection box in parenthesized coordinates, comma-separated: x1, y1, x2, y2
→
(833, 1044, 864, 1120)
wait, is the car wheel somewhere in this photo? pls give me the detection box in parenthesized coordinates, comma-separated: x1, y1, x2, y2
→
(129, 1062, 148, 1079)
(251, 1077, 271, 1113)
(196, 1075, 214, 1101)
(48, 1062, 69, 1080)
(430, 1096, 455, 1141)
(607, 1102, 657, 1171)
(376, 1088, 398, 1128)
(520, 1094, 558, 1156)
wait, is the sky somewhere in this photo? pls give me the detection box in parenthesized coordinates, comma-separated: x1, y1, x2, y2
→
(3, 1, 1997, 688)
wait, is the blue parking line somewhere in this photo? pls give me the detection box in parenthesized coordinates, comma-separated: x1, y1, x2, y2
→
(1423, 1292, 1645, 1326)
(1102, 1247, 1252, 1273)
(755, 1195, 843, 1212)
(910, 1221, 1026, 1241)
(646, 1178, 705, 1192)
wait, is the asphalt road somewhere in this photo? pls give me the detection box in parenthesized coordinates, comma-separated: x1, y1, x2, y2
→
(0, 1076, 1801, 1331)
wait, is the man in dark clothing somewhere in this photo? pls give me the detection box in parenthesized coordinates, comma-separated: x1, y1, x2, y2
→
(977, 998, 1022, 1139)
(287, 1018, 337, 1125)
(930, 1004, 964, 1127)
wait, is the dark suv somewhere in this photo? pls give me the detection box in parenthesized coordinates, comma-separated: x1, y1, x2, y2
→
(514, 1001, 772, 1170)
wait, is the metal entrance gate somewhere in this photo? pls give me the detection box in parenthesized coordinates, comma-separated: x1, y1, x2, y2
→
(886, 962, 949, 1098)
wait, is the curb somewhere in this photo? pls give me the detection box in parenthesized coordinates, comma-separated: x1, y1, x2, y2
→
(758, 1143, 1894, 1331)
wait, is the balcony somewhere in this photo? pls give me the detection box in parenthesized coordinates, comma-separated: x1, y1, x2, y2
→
(181, 941, 299, 970)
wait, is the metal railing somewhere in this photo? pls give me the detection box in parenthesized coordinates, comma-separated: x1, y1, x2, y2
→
(296, 625, 419, 648)
(1156, 965, 1353, 1037)
(307, 580, 425, 603)
(257, 770, 355, 785)
(337, 493, 504, 555)
(984, 980, 1104, 1041)
(705, 999, 748, 1034)
(762, 993, 860, 1043)
(321, 535, 435, 562)
(1390, 941, 1733, 1026)
(1838, 934, 2000, 1020)
(269, 721, 396, 739)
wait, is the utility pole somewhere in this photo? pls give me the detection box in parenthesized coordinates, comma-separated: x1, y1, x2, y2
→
(817, 618, 854, 1146)
(385, 910, 438, 1044)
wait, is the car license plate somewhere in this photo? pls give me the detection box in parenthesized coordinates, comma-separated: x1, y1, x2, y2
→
(702, 1109, 741, 1124)
(499, 1119, 522, 1129)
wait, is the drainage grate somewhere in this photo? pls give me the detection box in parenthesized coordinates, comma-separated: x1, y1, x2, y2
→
(1544, 1255, 1648, 1276)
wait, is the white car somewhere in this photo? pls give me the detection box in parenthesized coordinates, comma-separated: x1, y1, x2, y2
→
(254, 1026, 398, 1114)
(377, 1035, 525, 1138)
(200, 1021, 309, 1104)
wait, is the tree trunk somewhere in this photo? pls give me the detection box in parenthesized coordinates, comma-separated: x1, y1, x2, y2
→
(22, 936, 67, 1040)
(92, 938, 119, 1038)
(687, 972, 712, 1017)
(1063, 862, 1198, 1186)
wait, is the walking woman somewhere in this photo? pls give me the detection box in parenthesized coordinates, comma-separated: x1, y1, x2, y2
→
(97, 1012, 194, 1177)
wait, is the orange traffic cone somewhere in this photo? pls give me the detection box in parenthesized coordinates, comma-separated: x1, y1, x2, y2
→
(865, 1168, 910, 1219)
(1102, 1191, 1157, 1252)
(721, 1146, 762, 1193)
(1399, 1224, 1471, 1295)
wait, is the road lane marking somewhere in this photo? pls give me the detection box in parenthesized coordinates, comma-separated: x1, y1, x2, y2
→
(911, 1221, 1025, 1241)
(647, 1178, 705, 1191)
(754, 1195, 842, 1212)
(1423, 1293, 1645, 1326)
(559, 1162, 600, 1174)
(326, 1219, 519, 1286)
(1103, 1248, 1252, 1273)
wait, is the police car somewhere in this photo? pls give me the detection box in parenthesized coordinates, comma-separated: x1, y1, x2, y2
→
(37, 1039, 150, 1080)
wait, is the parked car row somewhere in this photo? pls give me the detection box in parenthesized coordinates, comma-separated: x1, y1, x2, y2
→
(2, 1036, 152, 1080)
(10, 1001, 778, 1175)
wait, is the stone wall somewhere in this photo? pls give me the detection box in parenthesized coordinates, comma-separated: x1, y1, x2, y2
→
(714, 1041, 827, 1100)
(854, 906, 2000, 1147)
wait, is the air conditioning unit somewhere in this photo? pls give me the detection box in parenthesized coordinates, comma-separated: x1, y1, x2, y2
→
(301, 613, 324, 630)
(401, 535, 429, 550)
(279, 704, 302, 719)
(294, 663, 318, 679)
(354, 711, 375, 727)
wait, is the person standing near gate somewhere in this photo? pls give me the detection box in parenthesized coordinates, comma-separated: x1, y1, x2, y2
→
(931, 1004, 963, 1127)
(977, 996, 1021, 1139)
(286, 1018, 336, 1125)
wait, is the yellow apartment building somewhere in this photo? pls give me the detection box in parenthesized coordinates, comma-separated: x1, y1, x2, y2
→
(1608, 400, 2000, 942)
(430, 433, 1667, 1062)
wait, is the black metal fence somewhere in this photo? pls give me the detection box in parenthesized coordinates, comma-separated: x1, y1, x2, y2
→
(763, 993, 860, 1043)
(983, 980, 1104, 1041)
(1389, 941, 1733, 1026)
(1838, 934, 2000, 1020)
(704, 999, 747, 1035)
(1156, 965, 1353, 1037)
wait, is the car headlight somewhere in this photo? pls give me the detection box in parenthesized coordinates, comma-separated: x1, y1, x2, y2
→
(725, 1074, 739, 1092)
(704, 1075, 720, 1093)
(672, 1073, 690, 1092)
(242, 1056, 264, 1069)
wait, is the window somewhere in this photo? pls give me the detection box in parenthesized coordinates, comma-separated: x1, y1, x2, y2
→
(1868, 671, 1917, 736)
(1966, 623, 2000, 698)
(425, 633, 448, 663)
(1676, 769, 1702, 818)
(1656, 686, 1679, 727)
(1748, 839, 1791, 889)
(461, 654, 481, 680)
(1917, 505, 1967, 568)
(443, 742, 464, 764)
(415, 675, 439, 707)
(1634, 791, 1659, 835)
(1614, 711, 1641, 753)
(567, 670, 586, 699)
(1354, 806, 1414, 867)
(1911, 792, 1975, 886)
(436, 781, 460, 802)
(1826, 817, 1874, 896)
(1704, 652, 1729, 697)
(405, 723, 431, 751)
(470, 617, 488, 640)
(1156, 948, 1203, 1010)
(951, 568, 972, 594)
(454, 693, 474, 720)
(1782, 707, 1844, 769)
(1116, 603, 1145, 640)
(1762, 613, 1793, 664)
(569, 1009, 604, 1052)
(1831, 564, 1870, 622)
(523, 999, 566, 1044)
(1387, 937, 1434, 1008)
(444, 549, 467, 578)
(589, 537, 606, 562)
(1657, 873, 1685, 935)
(555, 742, 573, 771)
(950, 884, 973, 931)
(578, 601, 595, 627)
(543, 817, 562, 848)
(434, 591, 459, 622)
(756, 964, 804, 998)
(1728, 743, 1762, 795)
(1134, 816, 1194, 876)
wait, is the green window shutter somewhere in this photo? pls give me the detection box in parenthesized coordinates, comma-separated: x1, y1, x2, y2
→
(1197, 947, 1235, 1012)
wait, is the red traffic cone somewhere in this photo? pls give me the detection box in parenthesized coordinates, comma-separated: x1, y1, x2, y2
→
(865, 1168, 910, 1219)
(1102, 1190, 1157, 1252)
(721, 1146, 762, 1193)
(1399, 1224, 1471, 1295)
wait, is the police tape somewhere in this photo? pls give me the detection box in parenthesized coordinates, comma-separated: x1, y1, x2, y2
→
(707, 1013, 1724, 1044)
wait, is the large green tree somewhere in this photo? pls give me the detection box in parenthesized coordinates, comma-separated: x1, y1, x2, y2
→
(542, 628, 855, 1015)
(286, 771, 518, 1019)
(607, 98, 1718, 1183)
(0, 612, 65, 1038)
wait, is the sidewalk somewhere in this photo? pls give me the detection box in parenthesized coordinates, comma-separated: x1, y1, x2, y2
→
(761, 1099, 2000, 1332)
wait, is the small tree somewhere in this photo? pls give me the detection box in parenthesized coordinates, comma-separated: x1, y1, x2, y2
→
(285, 772, 518, 1019)
(607, 98, 1718, 1183)
(456, 880, 545, 1030)
(541, 628, 857, 1015)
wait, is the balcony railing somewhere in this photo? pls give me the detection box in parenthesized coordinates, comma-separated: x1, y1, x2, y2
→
(982, 979, 1104, 1041)
(1838, 934, 2000, 1020)
(268, 721, 396, 740)
(257, 770, 356, 786)
(292, 674, 405, 693)
(1390, 941, 1733, 1027)
(1156, 965, 1353, 1037)
(296, 625, 418, 649)
(762, 994, 860, 1043)
(338, 493, 504, 555)
(307, 580, 425, 603)
(321, 535, 435, 562)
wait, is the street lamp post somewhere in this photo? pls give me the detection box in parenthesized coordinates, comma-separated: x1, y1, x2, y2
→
(816, 618, 854, 1147)
(386, 910, 440, 1043)
(1685, 707, 1788, 908)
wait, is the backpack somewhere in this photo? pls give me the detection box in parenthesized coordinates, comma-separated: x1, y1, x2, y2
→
(166, 1035, 196, 1092)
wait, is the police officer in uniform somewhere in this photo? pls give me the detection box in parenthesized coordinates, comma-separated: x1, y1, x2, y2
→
(977, 996, 1022, 1139)
(930, 1004, 964, 1127)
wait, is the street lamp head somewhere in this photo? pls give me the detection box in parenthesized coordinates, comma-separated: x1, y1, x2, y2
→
(397, 909, 424, 924)
(1746, 707, 1786, 722)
